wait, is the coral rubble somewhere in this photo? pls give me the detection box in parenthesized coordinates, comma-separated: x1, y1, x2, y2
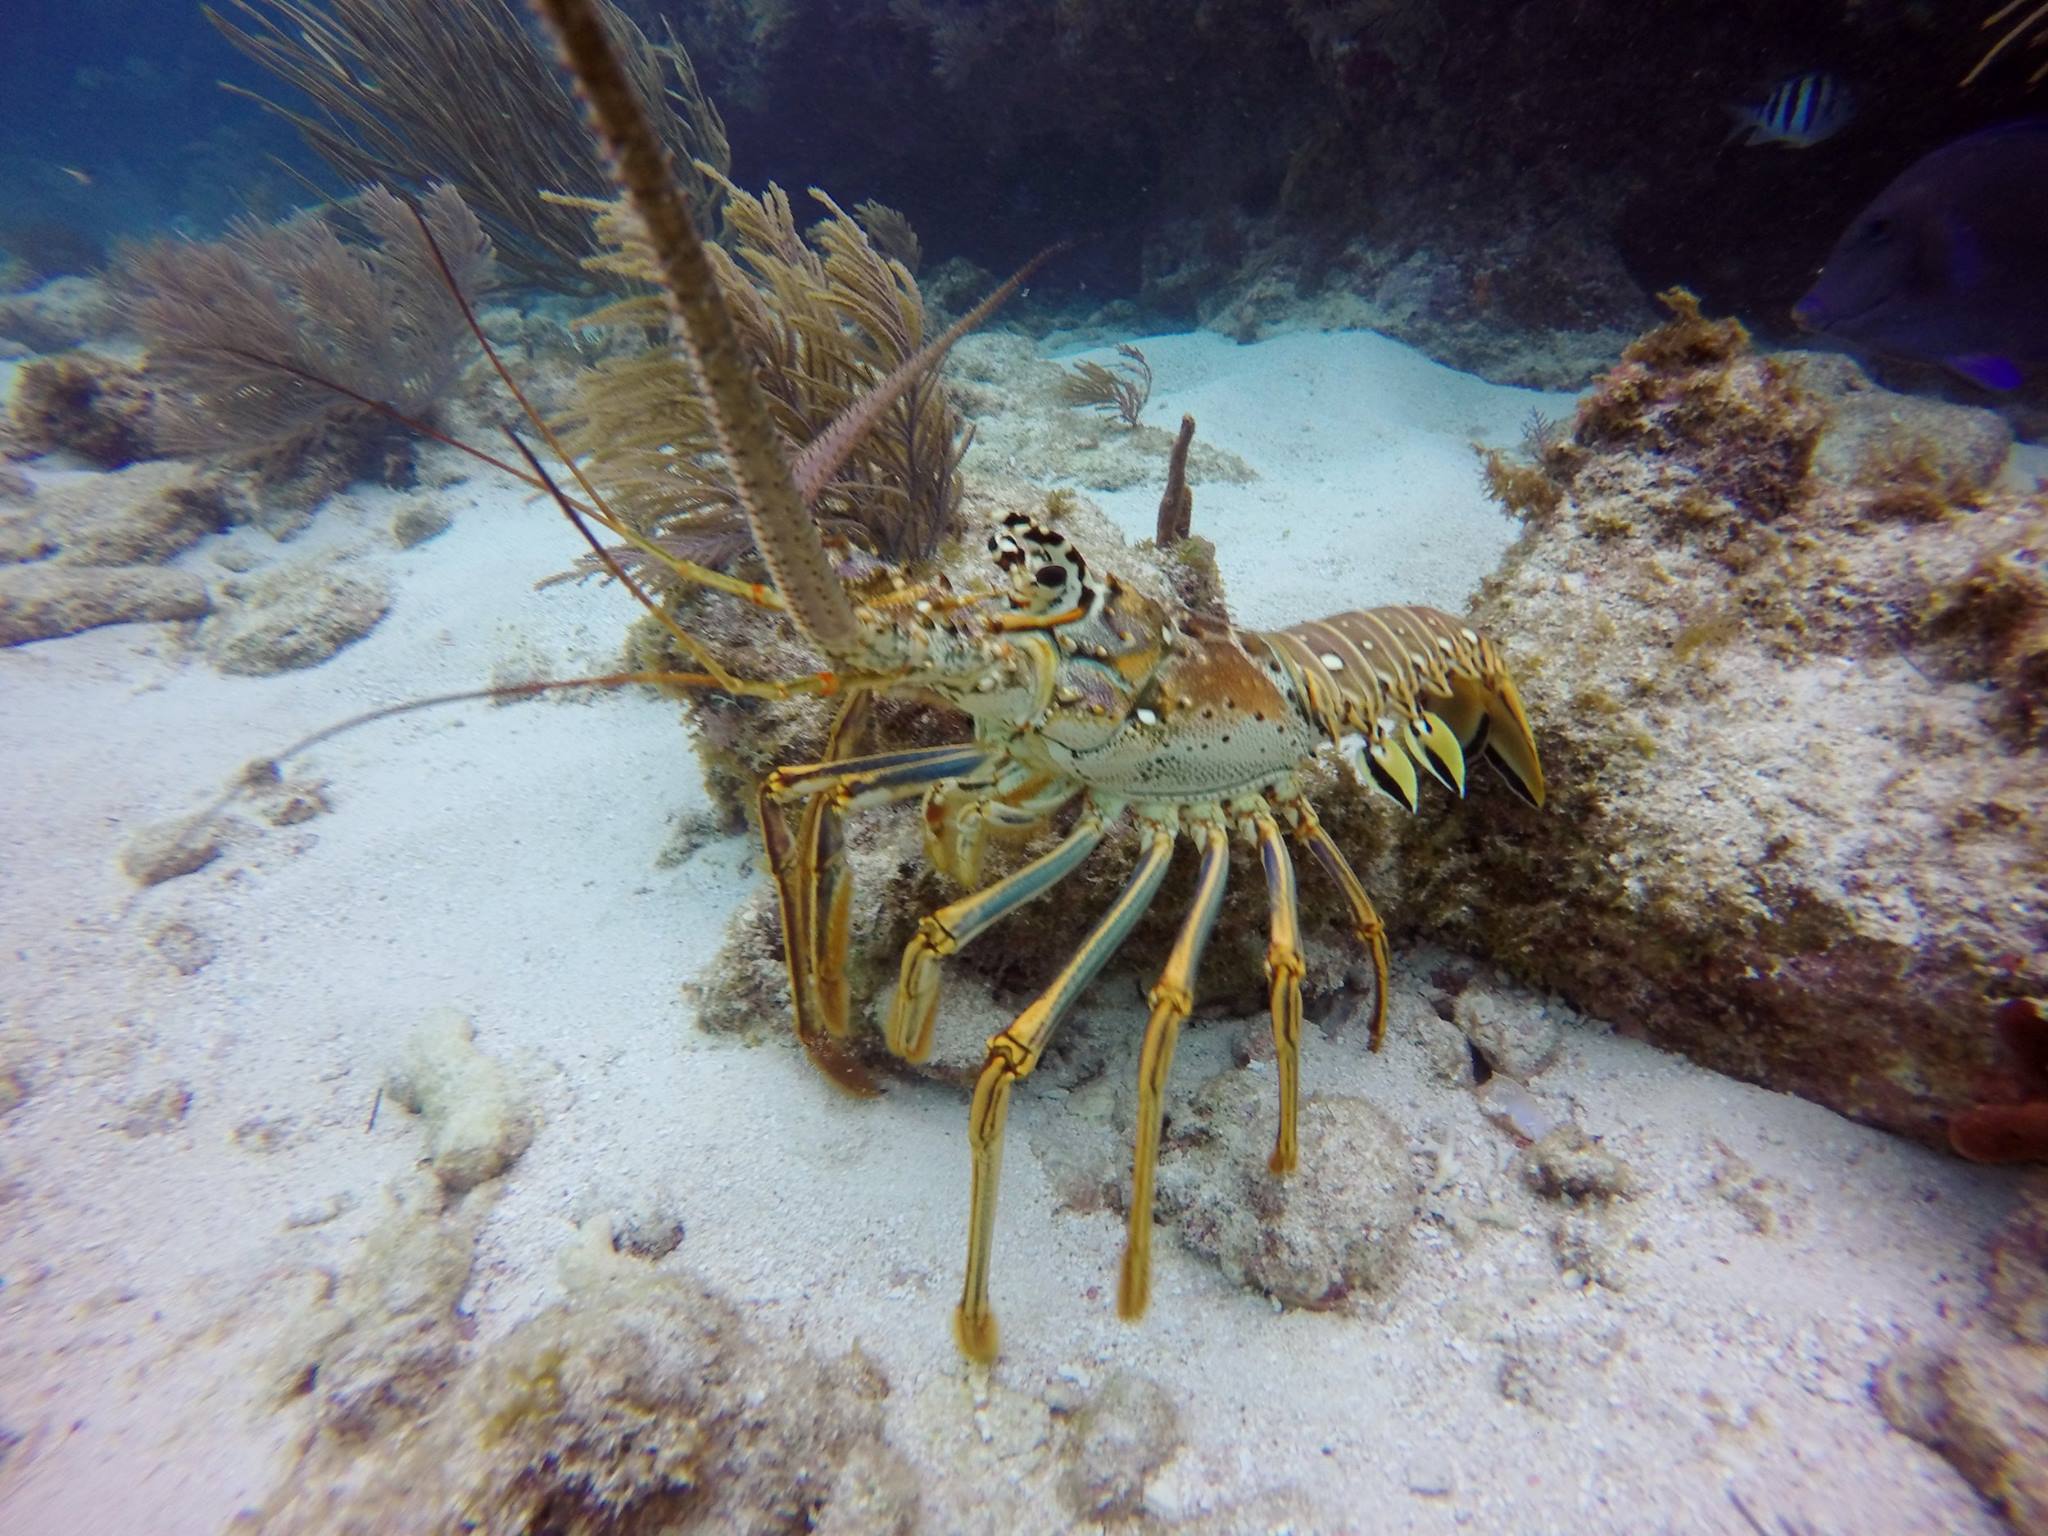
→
(247, 1206, 919, 1535)
(1878, 1181, 2048, 1535)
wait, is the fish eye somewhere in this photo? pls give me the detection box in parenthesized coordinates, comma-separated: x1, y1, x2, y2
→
(1034, 564, 1067, 587)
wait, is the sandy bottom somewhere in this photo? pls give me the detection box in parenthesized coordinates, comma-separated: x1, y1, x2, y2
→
(0, 328, 2027, 1534)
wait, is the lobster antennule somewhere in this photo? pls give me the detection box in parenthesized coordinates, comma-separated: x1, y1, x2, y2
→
(528, 0, 864, 661)
(790, 238, 1069, 509)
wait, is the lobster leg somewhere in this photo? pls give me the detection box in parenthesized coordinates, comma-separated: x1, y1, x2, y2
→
(759, 741, 995, 1091)
(1118, 820, 1230, 1323)
(957, 823, 1175, 1363)
(1290, 805, 1392, 1051)
(1251, 807, 1307, 1175)
(886, 809, 1107, 1062)
(803, 690, 876, 1038)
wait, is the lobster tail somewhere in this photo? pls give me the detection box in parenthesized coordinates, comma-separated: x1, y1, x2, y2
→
(1263, 606, 1545, 810)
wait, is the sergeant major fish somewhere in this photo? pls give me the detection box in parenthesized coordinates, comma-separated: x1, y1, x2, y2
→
(1727, 71, 1854, 148)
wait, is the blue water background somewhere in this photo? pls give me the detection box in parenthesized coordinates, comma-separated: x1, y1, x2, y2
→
(0, 2, 316, 272)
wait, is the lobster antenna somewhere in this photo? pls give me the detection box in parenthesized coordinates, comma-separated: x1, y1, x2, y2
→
(529, 0, 865, 661)
(501, 426, 827, 698)
(398, 196, 784, 613)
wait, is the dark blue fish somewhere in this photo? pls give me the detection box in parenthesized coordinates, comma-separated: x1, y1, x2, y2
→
(1793, 122, 2048, 391)
(1728, 71, 1854, 148)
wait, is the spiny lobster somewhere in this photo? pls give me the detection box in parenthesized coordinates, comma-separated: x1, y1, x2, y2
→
(269, 0, 1548, 1364)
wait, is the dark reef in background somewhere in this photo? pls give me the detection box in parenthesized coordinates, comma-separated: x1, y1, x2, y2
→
(634, 0, 2042, 387)
(3, 1, 2041, 390)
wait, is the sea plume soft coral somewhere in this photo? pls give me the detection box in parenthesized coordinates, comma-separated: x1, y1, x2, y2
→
(1963, 0, 2048, 87)
(1061, 344, 1153, 428)
(120, 185, 493, 492)
(208, 0, 726, 291)
(555, 178, 969, 574)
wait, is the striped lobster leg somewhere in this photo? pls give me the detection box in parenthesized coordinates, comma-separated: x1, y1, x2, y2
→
(1118, 817, 1232, 1323)
(758, 738, 997, 1091)
(957, 822, 1177, 1363)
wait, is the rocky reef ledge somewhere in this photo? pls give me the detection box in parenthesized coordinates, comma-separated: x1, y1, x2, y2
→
(1387, 294, 2045, 1150)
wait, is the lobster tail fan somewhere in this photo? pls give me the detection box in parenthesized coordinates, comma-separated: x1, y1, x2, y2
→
(1476, 670, 1544, 807)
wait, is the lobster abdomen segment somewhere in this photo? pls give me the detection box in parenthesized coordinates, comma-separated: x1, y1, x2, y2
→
(1256, 605, 1544, 810)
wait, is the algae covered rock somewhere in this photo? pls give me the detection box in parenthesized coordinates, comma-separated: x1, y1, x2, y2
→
(0, 563, 209, 646)
(1379, 292, 2046, 1146)
(1057, 1371, 1182, 1522)
(6, 351, 156, 468)
(0, 459, 240, 645)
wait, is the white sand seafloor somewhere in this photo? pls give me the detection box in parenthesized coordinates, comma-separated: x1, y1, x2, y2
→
(0, 328, 2030, 1535)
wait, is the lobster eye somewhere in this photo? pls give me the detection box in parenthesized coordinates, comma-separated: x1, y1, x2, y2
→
(1035, 565, 1066, 587)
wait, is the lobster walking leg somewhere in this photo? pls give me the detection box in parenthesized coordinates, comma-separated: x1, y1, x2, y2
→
(886, 810, 1107, 1061)
(1251, 807, 1308, 1175)
(957, 824, 1176, 1363)
(802, 690, 875, 1038)
(758, 741, 995, 1091)
(1290, 808, 1392, 1051)
(1118, 820, 1230, 1322)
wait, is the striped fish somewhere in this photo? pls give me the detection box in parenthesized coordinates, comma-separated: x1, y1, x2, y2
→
(1728, 71, 1854, 148)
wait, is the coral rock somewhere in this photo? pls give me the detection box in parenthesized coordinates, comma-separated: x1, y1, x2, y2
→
(0, 563, 209, 647)
(0, 277, 119, 354)
(6, 351, 156, 468)
(0, 459, 237, 569)
(119, 815, 222, 886)
(1376, 295, 2048, 1146)
(1454, 980, 1563, 1079)
(1517, 1125, 1636, 1204)
(1878, 1333, 2048, 1535)
(389, 496, 452, 548)
(385, 1009, 535, 1195)
(1153, 1069, 1416, 1310)
(203, 558, 390, 674)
